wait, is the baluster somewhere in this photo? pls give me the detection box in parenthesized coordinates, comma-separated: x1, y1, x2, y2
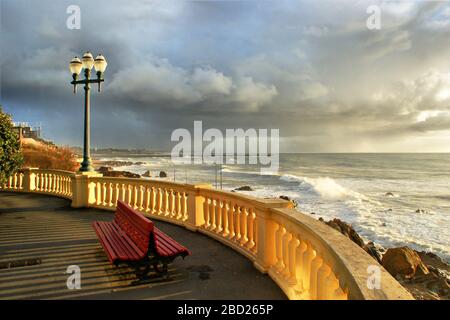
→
(210, 199, 217, 231)
(137, 185, 144, 210)
(175, 191, 182, 220)
(96, 182, 102, 205)
(157, 188, 163, 215)
(12, 174, 17, 189)
(47, 174, 52, 192)
(239, 207, 248, 246)
(44, 174, 49, 191)
(234, 205, 242, 243)
(39, 173, 43, 191)
(294, 240, 308, 292)
(317, 262, 332, 300)
(150, 187, 156, 214)
(301, 243, 316, 294)
(62, 177, 66, 194)
(102, 182, 108, 206)
(131, 184, 137, 207)
(228, 201, 235, 240)
(168, 189, 175, 217)
(51, 174, 55, 192)
(282, 231, 293, 278)
(56, 175, 60, 193)
(181, 192, 188, 221)
(131, 185, 137, 208)
(275, 226, 286, 271)
(245, 208, 255, 250)
(203, 197, 211, 229)
(123, 184, 130, 204)
(110, 183, 117, 206)
(254, 214, 259, 253)
(216, 200, 223, 234)
(323, 271, 341, 300)
(309, 255, 324, 300)
(143, 186, 150, 212)
(221, 201, 229, 237)
(288, 237, 300, 285)
(164, 189, 170, 216)
(117, 183, 123, 202)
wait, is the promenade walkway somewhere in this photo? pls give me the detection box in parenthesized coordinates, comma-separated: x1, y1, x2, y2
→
(0, 192, 286, 300)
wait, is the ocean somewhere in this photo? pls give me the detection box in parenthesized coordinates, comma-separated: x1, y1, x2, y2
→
(95, 153, 450, 262)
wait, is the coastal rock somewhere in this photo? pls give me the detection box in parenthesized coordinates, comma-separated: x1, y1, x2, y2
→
(142, 170, 151, 177)
(159, 171, 167, 178)
(134, 161, 146, 165)
(233, 185, 254, 191)
(324, 218, 366, 248)
(382, 247, 429, 279)
(364, 242, 383, 264)
(319, 218, 384, 262)
(97, 166, 113, 173)
(279, 195, 299, 208)
(101, 170, 140, 178)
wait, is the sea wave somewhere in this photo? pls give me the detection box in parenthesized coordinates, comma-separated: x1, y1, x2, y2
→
(280, 174, 367, 201)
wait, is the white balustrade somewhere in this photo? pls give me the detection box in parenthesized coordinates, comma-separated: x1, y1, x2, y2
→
(0, 168, 413, 300)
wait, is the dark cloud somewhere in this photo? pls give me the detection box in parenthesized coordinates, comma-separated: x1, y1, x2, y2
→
(2, 0, 450, 152)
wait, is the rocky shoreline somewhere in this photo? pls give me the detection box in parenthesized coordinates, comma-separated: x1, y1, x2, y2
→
(270, 193, 449, 300)
(318, 217, 449, 300)
(93, 159, 168, 179)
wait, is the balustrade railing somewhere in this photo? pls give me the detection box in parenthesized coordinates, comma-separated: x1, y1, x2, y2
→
(2, 171, 24, 191)
(1, 168, 73, 199)
(0, 168, 413, 300)
(88, 177, 190, 225)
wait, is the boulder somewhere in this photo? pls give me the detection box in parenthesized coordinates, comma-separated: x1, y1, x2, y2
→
(382, 247, 429, 279)
(364, 241, 383, 264)
(324, 218, 366, 248)
(319, 218, 384, 262)
(142, 170, 151, 177)
(279, 195, 299, 208)
(159, 171, 167, 178)
(233, 185, 254, 191)
(97, 166, 113, 173)
(101, 170, 140, 178)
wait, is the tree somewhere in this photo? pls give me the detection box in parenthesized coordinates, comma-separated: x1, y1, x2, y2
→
(0, 106, 23, 185)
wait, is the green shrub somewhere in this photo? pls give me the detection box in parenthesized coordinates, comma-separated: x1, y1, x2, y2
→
(0, 107, 23, 184)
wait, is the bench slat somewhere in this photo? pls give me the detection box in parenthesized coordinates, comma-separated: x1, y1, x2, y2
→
(153, 228, 190, 258)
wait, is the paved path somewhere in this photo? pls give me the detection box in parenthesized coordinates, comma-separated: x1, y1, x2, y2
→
(0, 192, 286, 300)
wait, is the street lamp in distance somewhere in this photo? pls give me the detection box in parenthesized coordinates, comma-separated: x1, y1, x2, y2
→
(69, 52, 108, 172)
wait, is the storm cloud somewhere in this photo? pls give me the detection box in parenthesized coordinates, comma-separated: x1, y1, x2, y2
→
(1, 0, 450, 152)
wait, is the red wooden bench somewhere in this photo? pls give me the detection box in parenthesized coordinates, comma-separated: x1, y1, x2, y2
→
(92, 200, 190, 279)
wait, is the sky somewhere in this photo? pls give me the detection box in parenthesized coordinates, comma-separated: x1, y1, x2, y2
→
(1, 0, 450, 152)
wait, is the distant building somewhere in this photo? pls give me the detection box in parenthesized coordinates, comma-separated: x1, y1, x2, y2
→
(12, 122, 41, 141)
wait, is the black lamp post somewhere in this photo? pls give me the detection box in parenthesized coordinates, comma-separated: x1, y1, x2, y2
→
(69, 52, 108, 172)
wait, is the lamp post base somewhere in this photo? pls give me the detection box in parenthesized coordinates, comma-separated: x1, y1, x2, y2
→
(79, 158, 94, 172)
